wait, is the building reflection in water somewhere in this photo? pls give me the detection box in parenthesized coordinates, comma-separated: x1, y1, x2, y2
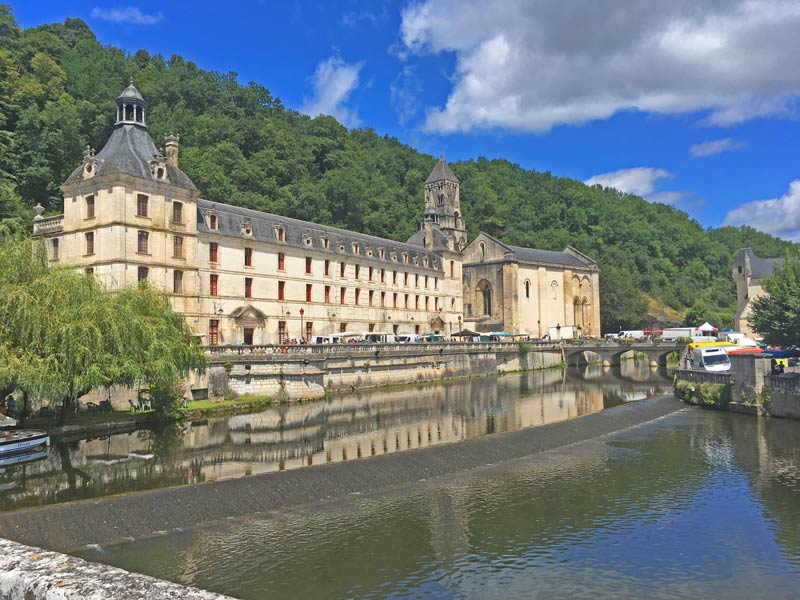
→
(0, 367, 673, 510)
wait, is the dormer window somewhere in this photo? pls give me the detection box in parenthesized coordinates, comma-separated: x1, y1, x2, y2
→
(378, 248, 385, 260)
(209, 214, 218, 230)
(352, 243, 360, 255)
(83, 162, 96, 178)
(275, 226, 286, 242)
(241, 220, 253, 238)
(322, 237, 330, 249)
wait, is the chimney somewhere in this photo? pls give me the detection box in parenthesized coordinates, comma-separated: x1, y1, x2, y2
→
(165, 134, 180, 168)
(424, 219, 434, 250)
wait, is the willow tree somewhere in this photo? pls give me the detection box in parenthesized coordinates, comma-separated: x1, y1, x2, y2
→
(0, 231, 205, 423)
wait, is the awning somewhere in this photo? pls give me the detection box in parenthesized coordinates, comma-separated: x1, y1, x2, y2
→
(697, 322, 718, 332)
(451, 329, 480, 337)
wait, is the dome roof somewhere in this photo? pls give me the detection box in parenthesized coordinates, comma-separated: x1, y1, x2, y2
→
(116, 82, 146, 105)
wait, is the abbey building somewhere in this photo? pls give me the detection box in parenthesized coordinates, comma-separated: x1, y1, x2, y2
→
(32, 83, 600, 343)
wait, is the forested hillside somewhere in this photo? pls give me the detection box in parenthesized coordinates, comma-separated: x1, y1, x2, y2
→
(0, 5, 796, 331)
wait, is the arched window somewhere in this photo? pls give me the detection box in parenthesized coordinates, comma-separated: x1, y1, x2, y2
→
(479, 242, 486, 259)
(450, 260, 455, 278)
(525, 280, 531, 298)
(477, 280, 492, 316)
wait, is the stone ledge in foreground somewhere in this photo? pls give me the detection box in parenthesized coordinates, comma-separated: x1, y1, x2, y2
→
(0, 538, 234, 600)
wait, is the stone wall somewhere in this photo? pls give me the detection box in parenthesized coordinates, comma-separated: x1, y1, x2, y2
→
(0, 538, 232, 600)
(208, 344, 564, 400)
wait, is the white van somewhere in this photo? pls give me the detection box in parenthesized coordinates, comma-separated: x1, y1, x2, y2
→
(363, 332, 397, 344)
(312, 335, 345, 344)
(397, 334, 420, 344)
(698, 347, 731, 372)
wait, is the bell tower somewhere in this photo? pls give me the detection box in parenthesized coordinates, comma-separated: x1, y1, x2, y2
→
(424, 155, 467, 251)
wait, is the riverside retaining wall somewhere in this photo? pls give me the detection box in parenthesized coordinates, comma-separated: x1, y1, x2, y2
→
(206, 343, 563, 400)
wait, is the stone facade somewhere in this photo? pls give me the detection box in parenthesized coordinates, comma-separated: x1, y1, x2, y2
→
(33, 83, 600, 343)
(461, 233, 600, 337)
(732, 248, 784, 337)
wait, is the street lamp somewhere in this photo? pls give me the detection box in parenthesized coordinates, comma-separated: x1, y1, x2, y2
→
(300, 307, 305, 342)
(556, 323, 561, 341)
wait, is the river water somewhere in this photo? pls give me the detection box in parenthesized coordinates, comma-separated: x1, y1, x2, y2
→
(6, 364, 800, 598)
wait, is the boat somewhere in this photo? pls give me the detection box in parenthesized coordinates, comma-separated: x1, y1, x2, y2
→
(0, 429, 50, 456)
(0, 415, 49, 457)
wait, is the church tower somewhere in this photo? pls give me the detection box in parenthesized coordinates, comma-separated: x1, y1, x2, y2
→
(424, 155, 467, 251)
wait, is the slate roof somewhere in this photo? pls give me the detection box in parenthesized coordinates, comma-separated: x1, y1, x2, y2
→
(733, 248, 784, 279)
(425, 156, 459, 184)
(197, 199, 443, 272)
(63, 124, 197, 190)
(506, 245, 592, 268)
(406, 223, 451, 251)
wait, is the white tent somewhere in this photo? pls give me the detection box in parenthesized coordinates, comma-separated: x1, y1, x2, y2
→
(697, 322, 718, 332)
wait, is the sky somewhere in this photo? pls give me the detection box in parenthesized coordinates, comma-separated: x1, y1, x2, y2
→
(11, 0, 800, 240)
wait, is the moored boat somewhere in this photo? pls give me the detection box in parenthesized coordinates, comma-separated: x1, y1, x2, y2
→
(0, 425, 50, 457)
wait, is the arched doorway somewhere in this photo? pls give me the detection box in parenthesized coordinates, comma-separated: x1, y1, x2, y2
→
(476, 280, 492, 316)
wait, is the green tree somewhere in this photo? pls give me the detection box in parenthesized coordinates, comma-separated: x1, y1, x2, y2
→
(599, 266, 650, 333)
(0, 231, 205, 423)
(748, 254, 800, 347)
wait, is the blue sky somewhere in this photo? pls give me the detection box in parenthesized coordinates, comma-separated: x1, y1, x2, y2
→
(11, 0, 800, 240)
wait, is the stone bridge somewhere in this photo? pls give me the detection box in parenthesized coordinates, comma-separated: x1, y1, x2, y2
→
(561, 342, 683, 367)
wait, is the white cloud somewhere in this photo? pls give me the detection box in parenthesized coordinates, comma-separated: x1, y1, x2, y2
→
(390, 66, 423, 125)
(723, 180, 800, 241)
(689, 138, 746, 158)
(585, 167, 673, 199)
(341, 9, 388, 28)
(300, 56, 364, 128)
(90, 6, 164, 25)
(399, 0, 800, 133)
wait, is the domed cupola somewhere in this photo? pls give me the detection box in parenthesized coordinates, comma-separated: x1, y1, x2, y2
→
(115, 78, 148, 127)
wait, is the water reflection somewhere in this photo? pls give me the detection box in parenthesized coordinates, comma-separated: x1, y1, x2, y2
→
(81, 410, 800, 600)
(0, 366, 672, 511)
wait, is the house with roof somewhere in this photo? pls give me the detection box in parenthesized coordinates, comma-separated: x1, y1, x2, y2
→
(732, 248, 784, 337)
(32, 82, 600, 344)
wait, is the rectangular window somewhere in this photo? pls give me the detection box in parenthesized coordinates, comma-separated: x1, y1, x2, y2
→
(245, 277, 253, 299)
(380, 291, 386, 307)
(324, 285, 331, 303)
(415, 274, 419, 287)
(172, 201, 183, 224)
(85, 232, 94, 255)
(425, 296, 429, 310)
(393, 271, 398, 285)
(306, 284, 312, 302)
(368, 323, 375, 332)
(340, 286, 346, 305)
(173, 270, 183, 293)
(434, 277, 438, 290)
(210, 242, 218, 262)
(209, 214, 218, 230)
(278, 321, 286, 344)
(278, 252, 285, 270)
(368, 266, 373, 281)
(404, 273, 409, 286)
(425, 276, 429, 289)
(322, 238, 329, 249)
(173, 235, 183, 258)
(355, 265, 360, 280)
(136, 194, 148, 217)
(393, 293, 398, 308)
(306, 321, 313, 342)
(210, 274, 218, 296)
(209, 320, 219, 345)
(450, 261, 455, 278)
(435, 297, 439, 311)
(368, 290, 374, 307)
(339, 323, 347, 333)
(52, 238, 59, 260)
(306, 257, 312, 274)
(354, 289, 360, 305)
(415, 296, 420, 310)
(381, 268, 386, 283)
(276, 227, 285, 242)
(244, 247, 253, 267)
(137, 266, 148, 282)
(278, 280, 285, 301)
(137, 231, 149, 254)
(405, 294, 409, 309)
(324, 259, 330, 276)
(85, 195, 95, 219)
(85, 267, 94, 275)
(340, 262, 346, 278)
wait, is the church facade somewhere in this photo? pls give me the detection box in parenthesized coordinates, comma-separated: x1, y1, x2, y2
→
(32, 83, 600, 344)
(732, 248, 783, 337)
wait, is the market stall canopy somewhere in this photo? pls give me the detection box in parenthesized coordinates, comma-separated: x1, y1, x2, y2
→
(451, 329, 480, 337)
(697, 322, 718, 332)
